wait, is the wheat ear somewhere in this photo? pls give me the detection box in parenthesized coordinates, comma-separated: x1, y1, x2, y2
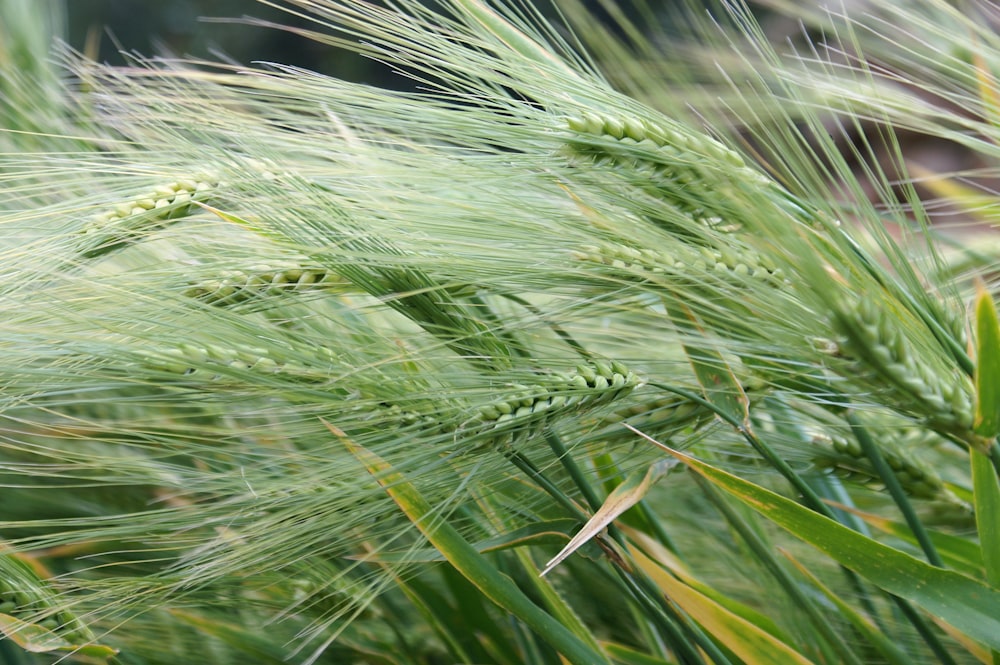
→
(475, 359, 640, 446)
(565, 112, 752, 171)
(562, 112, 772, 225)
(598, 394, 715, 438)
(339, 360, 642, 448)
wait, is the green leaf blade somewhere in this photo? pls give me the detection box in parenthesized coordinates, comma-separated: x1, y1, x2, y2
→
(975, 283, 1000, 440)
(666, 446, 1000, 650)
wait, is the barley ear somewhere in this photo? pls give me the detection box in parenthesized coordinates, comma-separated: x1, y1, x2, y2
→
(183, 264, 345, 307)
(0, 554, 100, 649)
(573, 241, 785, 287)
(474, 359, 641, 447)
(78, 173, 221, 259)
(561, 112, 773, 225)
(598, 394, 716, 440)
(810, 431, 965, 506)
(830, 296, 986, 449)
(134, 341, 334, 383)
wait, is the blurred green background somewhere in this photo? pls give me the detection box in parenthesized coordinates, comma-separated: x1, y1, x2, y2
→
(62, 1, 685, 84)
(65, 1, 376, 80)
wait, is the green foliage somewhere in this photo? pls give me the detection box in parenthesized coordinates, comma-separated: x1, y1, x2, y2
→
(1, 0, 999, 663)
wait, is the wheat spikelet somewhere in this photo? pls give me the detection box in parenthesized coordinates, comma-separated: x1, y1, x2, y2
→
(78, 173, 221, 258)
(29, 389, 219, 430)
(565, 112, 752, 171)
(341, 392, 458, 439)
(381, 403, 448, 434)
(598, 394, 715, 439)
(184, 264, 345, 307)
(924, 297, 970, 351)
(339, 360, 641, 449)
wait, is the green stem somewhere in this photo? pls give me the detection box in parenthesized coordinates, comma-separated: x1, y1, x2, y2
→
(466, 293, 532, 359)
(504, 449, 588, 520)
(345, 438, 611, 665)
(846, 412, 944, 567)
(990, 441, 1000, 482)
(544, 430, 602, 511)
(649, 385, 947, 657)
(635, 498, 679, 554)
(893, 597, 959, 665)
(497, 558, 561, 665)
(804, 473, 891, 635)
(760, 397, 889, 633)
(608, 566, 713, 665)
(508, 443, 720, 663)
